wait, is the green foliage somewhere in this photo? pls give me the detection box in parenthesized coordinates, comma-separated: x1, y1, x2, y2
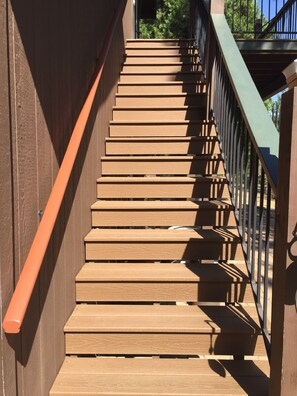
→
(139, 0, 190, 39)
(225, 0, 261, 38)
(264, 94, 282, 131)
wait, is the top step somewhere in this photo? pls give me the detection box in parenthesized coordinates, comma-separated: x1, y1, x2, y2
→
(126, 39, 195, 47)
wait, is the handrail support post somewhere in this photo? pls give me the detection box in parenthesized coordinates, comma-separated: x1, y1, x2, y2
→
(269, 85, 297, 396)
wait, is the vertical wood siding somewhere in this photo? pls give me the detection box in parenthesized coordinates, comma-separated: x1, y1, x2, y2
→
(0, 1, 133, 394)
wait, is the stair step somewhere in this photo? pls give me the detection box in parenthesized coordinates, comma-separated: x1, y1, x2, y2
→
(84, 228, 244, 261)
(50, 357, 269, 396)
(91, 200, 235, 226)
(109, 120, 213, 137)
(50, 38, 269, 395)
(76, 262, 253, 303)
(97, 176, 230, 199)
(122, 63, 201, 73)
(124, 54, 199, 64)
(117, 81, 205, 94)
(76, 262, 249, 282)
(126, 39, 195, 47)
(64, 304, 265, 355)
(115, 93, 206, 107)
(125, 47, 196, 56)
(112, 106, 206, 121)
(105, 137, 219, 155)
(120, 71, 203, 83)
(101, 155, 224, 175)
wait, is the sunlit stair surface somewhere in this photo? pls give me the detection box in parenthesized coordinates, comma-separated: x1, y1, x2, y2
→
(50, 39, 269, 395)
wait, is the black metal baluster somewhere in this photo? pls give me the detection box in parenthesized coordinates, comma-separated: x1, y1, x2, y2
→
(231, 102, 239, 204)
(263, 183, 272, 342)
(247, 146, 256, 271)
(242, 136, 250, 252)
(238, 125, 246, 234)
(251, 154, 259, 282)
(235, 115, 243, 221)
(257, 168, 265, 307)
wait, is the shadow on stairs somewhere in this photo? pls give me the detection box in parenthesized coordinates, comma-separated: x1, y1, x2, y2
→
(50, 38, 269, 396)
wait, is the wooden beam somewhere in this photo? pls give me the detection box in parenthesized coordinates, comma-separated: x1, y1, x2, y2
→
(269, 87, 297, 396)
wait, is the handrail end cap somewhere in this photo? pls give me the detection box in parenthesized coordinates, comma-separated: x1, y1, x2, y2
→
(3, 319, 21, 334)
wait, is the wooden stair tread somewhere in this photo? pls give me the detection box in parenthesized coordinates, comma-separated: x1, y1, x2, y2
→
(115, 93, 205, 97)
(125, 45, 196, 49)
(110, 120, 210, 124)
(54, 356, 270, 376)
(91, 199, 236, 227)
(124, 56, 200, 63)
(50, 358, 269, 395)
(106, 136, 216, 141)
(84, 228, 240, 242)
(97, 176, 227, 183)
(76, 262, 249, 282)
(125, 52, 200, 56)
(120, 71, 202, 75)
(65, 304, 261, 334)
(123, 62, 198, 66)
(105, 137, 218, 154)
(127, 38, 195, 41)
(118, 81, 204, 86)
(101, 155, 221, 160)
(91, 199, 231, 210)
(101, 159, 224, 177)
(113, 106, 204, 110)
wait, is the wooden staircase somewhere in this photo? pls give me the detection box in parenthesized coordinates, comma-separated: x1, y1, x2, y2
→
(50, 39, 269, 395)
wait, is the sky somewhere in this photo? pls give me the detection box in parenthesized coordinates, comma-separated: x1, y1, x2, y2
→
(261, 0, 286, 20)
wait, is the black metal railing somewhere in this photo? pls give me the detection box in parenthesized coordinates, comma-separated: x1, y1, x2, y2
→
(192, 0, 209, 69)
(225, 0, 297, 39)
(213, 53, 276, 348)
(192, 0, 279, 353)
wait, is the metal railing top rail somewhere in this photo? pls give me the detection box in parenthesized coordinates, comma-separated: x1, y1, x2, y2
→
(2, 1, 126, 334)
(211, 13, 279, 194)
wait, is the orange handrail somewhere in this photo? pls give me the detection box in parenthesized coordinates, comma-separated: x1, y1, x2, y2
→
(3, 1, 126, 334)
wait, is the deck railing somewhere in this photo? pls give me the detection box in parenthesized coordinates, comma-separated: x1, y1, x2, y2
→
(2, 1, 126, 334)
(225, 0, 297, 39)
(193, 0, 279, 352)
(194, 1, 297, 394)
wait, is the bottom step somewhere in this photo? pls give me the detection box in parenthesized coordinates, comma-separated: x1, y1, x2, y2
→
(50, 357, 269, 395)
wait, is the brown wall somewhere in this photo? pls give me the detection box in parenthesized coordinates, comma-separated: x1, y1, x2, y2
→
(0, 1, 133, 395)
